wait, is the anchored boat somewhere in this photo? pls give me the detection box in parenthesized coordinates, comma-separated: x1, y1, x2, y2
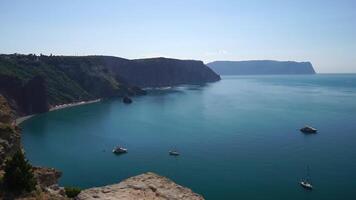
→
(300, 180, 313, 190)
(300, 125, 317, 133)
(112, 146, 128, 154)
(300, 166, 313, 190)
(169, 150, 180, 156)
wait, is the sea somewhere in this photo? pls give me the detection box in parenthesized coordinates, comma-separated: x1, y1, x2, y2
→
(22, 74, 356, 200)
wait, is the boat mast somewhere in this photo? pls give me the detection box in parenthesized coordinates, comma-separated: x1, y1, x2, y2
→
(306, 165, 311, 182)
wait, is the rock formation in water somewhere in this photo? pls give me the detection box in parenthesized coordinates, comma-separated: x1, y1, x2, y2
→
(0, 54, 220, 116)
(207, 60, 316, 75)
(123, 96, 133, 104)
(77, 172, 204, 200)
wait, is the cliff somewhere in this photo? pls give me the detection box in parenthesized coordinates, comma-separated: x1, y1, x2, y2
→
(0, 54, 220, 116)
(207, 60, 316, 75)
(102, 57, 221, 87)
(77, 172, 204, 200)
(0, 95, 20, 167)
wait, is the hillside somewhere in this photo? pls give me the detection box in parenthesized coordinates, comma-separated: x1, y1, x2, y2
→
(207, 60, 316, 75)
(0, 54, 220, 116)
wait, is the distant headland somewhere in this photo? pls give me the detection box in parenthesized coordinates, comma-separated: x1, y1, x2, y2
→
(207, 60, 316, 75)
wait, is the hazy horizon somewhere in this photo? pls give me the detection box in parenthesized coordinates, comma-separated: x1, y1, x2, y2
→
(1, 0, 355, 73)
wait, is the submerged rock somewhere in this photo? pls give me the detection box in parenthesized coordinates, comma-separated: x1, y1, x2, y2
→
(77, 172, 204, 200)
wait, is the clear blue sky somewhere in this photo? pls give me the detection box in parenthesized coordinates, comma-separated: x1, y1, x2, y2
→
(1, 0, 355, 73)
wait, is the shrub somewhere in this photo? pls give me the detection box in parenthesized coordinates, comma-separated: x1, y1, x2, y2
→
(3, 151, 36, 194)
(64, 186, 81, 198)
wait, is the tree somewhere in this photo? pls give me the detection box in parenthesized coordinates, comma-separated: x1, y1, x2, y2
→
(3, 151, 36, 193)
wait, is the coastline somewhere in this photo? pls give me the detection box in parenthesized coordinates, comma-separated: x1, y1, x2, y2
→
(15, 99, 101, 125)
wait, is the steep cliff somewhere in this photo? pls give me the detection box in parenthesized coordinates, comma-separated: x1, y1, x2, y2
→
(207, 60, 316, 75)
(0, 95, 20, 167)
(102, 57, 221, 87)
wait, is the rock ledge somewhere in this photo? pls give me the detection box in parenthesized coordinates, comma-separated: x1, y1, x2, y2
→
(76, 172, 204, 200)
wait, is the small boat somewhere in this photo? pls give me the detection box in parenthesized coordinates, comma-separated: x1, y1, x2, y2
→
(300, 125, 317, 133)
(300, 166, 313, 190)
(169, 150, 180, 156)
(300, 180, 313, 190)
(112, 146, 128, 154)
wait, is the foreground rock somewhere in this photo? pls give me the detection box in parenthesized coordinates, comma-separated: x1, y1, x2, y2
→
(77, 172, 204, 200)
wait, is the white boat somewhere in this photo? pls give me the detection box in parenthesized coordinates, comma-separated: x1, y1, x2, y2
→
(112, 146, 128, 154)
(169, 150, 180, 156)
(300, 180, 313, 190)
(300, 166, 313, 190)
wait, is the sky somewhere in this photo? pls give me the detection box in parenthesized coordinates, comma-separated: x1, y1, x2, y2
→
(0, 0, 355, 73)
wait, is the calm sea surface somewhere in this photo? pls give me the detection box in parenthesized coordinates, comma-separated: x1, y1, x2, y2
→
(22, 75, 356, 200)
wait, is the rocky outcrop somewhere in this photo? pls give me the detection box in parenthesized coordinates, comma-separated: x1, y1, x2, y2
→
(77, 172, 204, 200)
(122, 96, 133, 104)
(0, 95, 13, 123)
(33, 167, 62, 188)
(0, 95, 20, 167)
(207, 60, 316, 75)
(0, 124, 21, 168)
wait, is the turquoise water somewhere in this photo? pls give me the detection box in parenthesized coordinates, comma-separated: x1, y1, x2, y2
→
(22, 75, 356, 199)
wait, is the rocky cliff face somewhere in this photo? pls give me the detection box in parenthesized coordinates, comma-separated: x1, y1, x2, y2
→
(0, 75, 49, 116)
(77, 172, 204, 200)
(0, 95, 20, 167)
(102, 57, 221, 87)
(207, 60, 316, 75)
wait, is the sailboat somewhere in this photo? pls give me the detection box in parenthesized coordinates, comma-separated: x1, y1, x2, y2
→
(300, 166, 313, 190)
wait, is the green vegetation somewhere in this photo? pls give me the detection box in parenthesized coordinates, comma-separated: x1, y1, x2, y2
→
(0, 54, 126, 106)
(3, 151, 36, 194)
(64, 186, 81, 198)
